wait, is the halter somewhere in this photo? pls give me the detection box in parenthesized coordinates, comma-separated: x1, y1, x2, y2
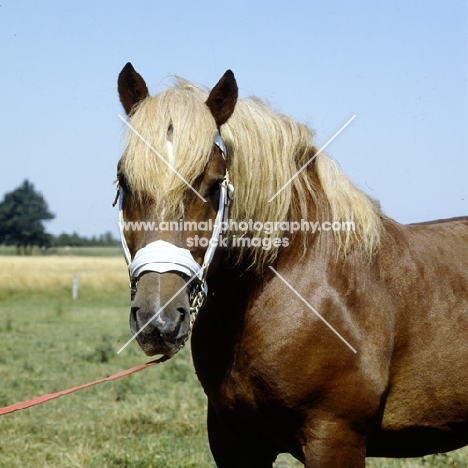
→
(114, 130, 234, 325)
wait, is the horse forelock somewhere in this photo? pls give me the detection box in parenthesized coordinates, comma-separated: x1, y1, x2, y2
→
(119, 78, 383, 272)
(119, 83, 217, 217)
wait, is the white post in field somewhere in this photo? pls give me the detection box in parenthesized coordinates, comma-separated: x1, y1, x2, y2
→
(72, 273, 79, 300)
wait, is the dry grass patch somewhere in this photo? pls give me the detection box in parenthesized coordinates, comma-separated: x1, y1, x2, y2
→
(0, 256, 128, 292)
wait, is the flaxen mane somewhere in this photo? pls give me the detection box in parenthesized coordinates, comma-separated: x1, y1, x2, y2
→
(119, 78, 382, 271)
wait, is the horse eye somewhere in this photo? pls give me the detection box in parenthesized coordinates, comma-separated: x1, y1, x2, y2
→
(118, 173, 129, 192)
(205, 181, 221, 200)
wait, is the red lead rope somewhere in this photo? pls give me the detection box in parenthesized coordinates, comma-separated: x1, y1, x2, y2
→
(0, 356, 168, 416)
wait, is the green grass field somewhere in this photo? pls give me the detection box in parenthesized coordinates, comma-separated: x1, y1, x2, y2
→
(0, 255, 467, 467)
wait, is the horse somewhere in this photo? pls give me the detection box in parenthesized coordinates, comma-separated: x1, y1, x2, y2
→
(114, 62, 468, 467)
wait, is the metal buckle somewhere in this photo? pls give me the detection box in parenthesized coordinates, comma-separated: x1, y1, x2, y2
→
(129, 280, 138, 301)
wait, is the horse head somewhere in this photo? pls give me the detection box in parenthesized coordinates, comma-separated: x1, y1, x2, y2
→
(116, 63, 237, 357)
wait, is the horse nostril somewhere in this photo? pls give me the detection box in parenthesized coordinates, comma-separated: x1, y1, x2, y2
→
(177, 307, 187, 322)
(130, 306, 139, 319)
(130, 307, 140, 331)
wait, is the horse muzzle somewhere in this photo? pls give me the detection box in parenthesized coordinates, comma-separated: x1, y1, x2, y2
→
(129, 272, 191, 357)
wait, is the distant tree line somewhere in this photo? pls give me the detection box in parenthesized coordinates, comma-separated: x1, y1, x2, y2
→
(54, 231, 118, 248)
(0, 180, 118, 254)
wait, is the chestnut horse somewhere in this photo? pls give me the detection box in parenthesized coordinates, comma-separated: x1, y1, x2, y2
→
(115, 62, 468, 467)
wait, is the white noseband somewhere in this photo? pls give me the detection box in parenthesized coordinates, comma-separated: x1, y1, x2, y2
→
(130, 239, 202, 281)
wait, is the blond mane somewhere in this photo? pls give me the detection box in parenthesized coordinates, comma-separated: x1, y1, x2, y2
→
(119, 78, 382, 272)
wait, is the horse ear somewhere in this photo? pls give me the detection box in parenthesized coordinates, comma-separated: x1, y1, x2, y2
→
(118, 62, 149, 115)
(206, 70, 238, 127)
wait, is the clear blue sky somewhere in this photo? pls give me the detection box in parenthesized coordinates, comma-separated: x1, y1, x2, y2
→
(1, 0, 467, 237)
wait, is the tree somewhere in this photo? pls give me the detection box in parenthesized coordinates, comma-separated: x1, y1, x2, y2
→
(54, 230, 119, 247)
(0, 180, 55, 254)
